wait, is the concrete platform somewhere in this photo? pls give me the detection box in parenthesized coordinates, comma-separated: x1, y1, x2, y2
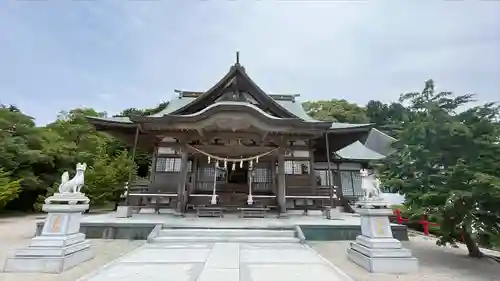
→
(347, 247, 418, 274)
(4, 246, 94, 274)
(35, 212, 409, 241)
(77, 242, 354, 281)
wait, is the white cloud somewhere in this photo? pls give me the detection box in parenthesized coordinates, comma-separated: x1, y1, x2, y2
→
(0, 0, 499, 124)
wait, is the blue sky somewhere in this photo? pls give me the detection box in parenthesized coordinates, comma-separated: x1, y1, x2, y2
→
(1, 0, 499, 125)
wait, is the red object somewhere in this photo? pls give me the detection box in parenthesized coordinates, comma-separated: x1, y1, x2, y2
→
(420, 215, 430, 235)
(393, 209, 408, 224)
(393, 209, 465, 242)
(393, 209, 438, 236)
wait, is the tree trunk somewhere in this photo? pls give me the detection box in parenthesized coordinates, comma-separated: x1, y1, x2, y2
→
(462, 227, 483, 258)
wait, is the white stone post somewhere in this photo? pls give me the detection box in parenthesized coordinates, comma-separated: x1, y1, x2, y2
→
(116, 182, 133, 218)
(247, 165, 254, 205)
(3, 193, 94, 273)
(347, 197, 418, 273)
(210, 161, 218, 205)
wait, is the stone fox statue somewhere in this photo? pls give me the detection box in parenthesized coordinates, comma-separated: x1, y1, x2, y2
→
(360, 168, 382, 200)
(58, 163, 87, 193)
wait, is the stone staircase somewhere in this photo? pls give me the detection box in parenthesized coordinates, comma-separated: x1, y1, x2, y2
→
(149, 227, 300, 243)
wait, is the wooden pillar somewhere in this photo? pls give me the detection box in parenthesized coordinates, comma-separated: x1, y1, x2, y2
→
(325, 132, 336, 208)
(270, 158, 277, 195)
(125, 125, 139, 206)
(150, 148, 157, 183)
(191, 157, 199, 194)
(277, 148, 286, 214)
(176, 146, 189, 213)
(309, 147, 317, 192)
(333, 163, 342, 202)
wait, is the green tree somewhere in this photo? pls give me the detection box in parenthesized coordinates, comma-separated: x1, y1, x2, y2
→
(365, 100, 410, 137)
(302, 99, 368, 123)
(118, 101, 169, 117)
(0, 105, 52, 210)
(83, 150, 136, 207)
(0, 169, 21, 210)
(117, 103, 168, 178)
(378, 80, 500, 257)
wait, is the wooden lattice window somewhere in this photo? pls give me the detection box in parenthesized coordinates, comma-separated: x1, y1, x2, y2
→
(283, 160, 310, 175)
(197, 166, 225, 182)
(155, 158, 192, 172)
(252, 168, 272, 183)
(340, 171, 363, 196)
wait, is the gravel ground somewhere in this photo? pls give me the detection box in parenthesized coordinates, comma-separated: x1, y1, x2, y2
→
(311, 235, 500, 281)
(0, 214, 145, 281)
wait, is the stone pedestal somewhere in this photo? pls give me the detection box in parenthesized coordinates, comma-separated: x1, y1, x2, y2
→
(115, 205, 133, 218)
(324, 206, 341, 220)
(347, 199, 418, 273)
(3, 193, 94, 273)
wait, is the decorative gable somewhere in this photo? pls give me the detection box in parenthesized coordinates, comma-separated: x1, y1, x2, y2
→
(216, 91, 259, 105)
(170, 63, 298, 119)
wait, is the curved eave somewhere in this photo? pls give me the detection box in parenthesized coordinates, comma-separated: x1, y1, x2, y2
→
(85, 116, 139, 132)
(169, 65, 300, 119)
(130, 103, 332, 130)
(333, 155, 385, 162)
(334, 140, 386, 161)
(327, 123, 374, 134)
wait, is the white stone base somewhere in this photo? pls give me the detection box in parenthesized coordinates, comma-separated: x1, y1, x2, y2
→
(30, 233, 86, 247)
(348, 235, 418, 273)
(356, 235, 402, 249)
(351, 241, 412, 258)
(348, 198, 418, 273)
(347, 247, 418, 274)
(138, 208, 157, 214)
(325, 207, 341, 219)
(16, 240, 91, 257)
(115, 206, 133, 218)
(3, 245, 94, 273)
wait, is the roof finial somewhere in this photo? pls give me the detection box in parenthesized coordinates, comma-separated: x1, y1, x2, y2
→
(236, 51, 240, 65)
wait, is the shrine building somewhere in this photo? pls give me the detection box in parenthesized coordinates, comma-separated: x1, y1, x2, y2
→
(87, 59, 394, 215)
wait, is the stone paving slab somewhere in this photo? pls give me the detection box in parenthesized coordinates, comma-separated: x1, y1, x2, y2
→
(241, 264, 345, 281)
(120, 248, 211, 263)
(204, 243, 239, 269)
(240, 242, 305, 250)
(240, 248, 322, 264)
(81, 263, 202, 281)
(79, 242, 352, 281)
(197, 268, 240, 281)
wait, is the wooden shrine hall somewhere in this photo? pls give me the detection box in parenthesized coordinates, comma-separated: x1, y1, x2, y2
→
(87, 57, 395, 217)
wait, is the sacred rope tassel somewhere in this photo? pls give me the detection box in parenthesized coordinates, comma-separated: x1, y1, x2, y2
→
(255, 156, 259, 164)
(232, 162, 236, 171)
(240, 159, 243, 168)
(208, 156, 211, 163)
(210, 161, 217, 205)
(224, 159, 227, 169)
(249, 160, 253, 170)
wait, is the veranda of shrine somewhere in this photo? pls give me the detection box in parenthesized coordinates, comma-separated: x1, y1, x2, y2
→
(87, 59, 394, 216)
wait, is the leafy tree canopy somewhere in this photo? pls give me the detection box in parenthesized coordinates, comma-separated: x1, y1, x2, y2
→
(377, 80, 500, 257)
(302, 99, 369, 123)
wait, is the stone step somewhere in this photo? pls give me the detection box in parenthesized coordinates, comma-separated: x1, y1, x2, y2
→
(350, 242, 413, 258)
(159, 228, 295, 238)
(151, 236, 300, 243)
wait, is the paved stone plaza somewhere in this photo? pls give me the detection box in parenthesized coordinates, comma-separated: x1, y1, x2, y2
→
(77, 242, 352, 281)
